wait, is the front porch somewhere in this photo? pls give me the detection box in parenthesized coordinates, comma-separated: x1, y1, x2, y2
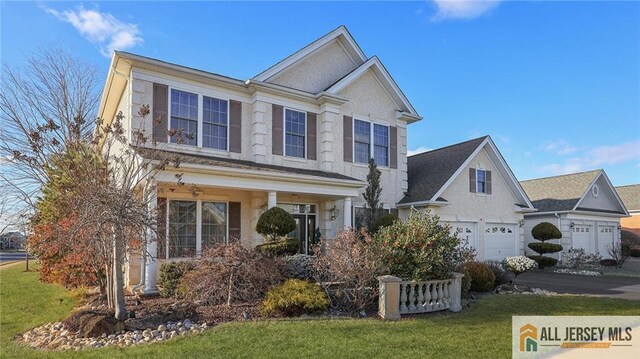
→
(127, 160, 363, 293)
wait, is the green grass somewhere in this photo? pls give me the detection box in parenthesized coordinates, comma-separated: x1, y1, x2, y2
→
(1, 263, 639, 359)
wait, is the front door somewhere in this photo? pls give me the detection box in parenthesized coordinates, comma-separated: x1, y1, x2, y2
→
(290, 214, 316, 254)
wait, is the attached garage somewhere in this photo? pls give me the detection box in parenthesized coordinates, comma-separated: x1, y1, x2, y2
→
(449, 222, 478, 249)
(571, 225, 593, 254)
(484, 223, 518, 260)
(597, 226, 614, 258)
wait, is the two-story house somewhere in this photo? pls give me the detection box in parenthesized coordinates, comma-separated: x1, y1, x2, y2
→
(97, 26, 421, 293)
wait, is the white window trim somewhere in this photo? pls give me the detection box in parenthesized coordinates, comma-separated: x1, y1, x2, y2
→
(283, 107, 307, 159)
(165, 199, 230, 259)
(167, 86, 231, 152)
(476, 168, 487, 195)
(352, 118, 390, 167)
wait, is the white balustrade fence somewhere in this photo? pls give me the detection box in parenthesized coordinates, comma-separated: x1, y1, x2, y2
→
(378, 273, 464, 320)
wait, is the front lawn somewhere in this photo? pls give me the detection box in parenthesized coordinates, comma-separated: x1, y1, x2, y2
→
(1, 263, 639, 359)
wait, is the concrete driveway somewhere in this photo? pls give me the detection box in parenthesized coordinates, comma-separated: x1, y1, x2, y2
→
(517, 270, 640, 300)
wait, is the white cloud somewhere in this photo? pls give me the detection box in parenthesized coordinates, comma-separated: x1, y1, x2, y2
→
(540, 140, 578, 156)
(538, 141, 640, 176)
(408, 146, 432, 156)
(46, 6, 142, 57)
(430, 0, 502, 21)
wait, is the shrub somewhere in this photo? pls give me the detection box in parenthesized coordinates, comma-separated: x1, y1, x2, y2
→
(262, 279, 329, 317)
(531, 222, 562, 242)
(528, 242, 563, 255)
(606, 242, 631, 268)
(281, 254, 315, 280)
(484, 260, 512, 286)
(458, 267, 472, 298)
(255, 207, 296, 242)
(561, 248, 601, 269)
(370, 213, 399, 234)
(256, 238, 299, 256)
(372, 211, 473, 280)
(158, 261, 195, 298)
(461, 262, 496, 292)
(503, 256, 538, 281)
(313, 229, 384, 316)
(630, 248, 640, 258)
(599, 259, 618, 267)
(621, 229, 640, 249)
(178, 243, 283, 305)
(527, 255, 558, 269)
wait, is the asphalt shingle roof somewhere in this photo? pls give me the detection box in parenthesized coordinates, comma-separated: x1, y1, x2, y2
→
(398, 136, 488, 204)
(136, 147, 362, 182)
(519, 170, 601, 212)
(615, 184, 640, 212)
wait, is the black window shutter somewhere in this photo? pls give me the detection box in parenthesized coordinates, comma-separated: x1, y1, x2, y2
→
(469, 168, 476, 193)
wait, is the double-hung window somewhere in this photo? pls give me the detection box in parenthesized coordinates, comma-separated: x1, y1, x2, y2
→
(170, 89, 198, 146)
(354, 119, 389, 167)
(354, 119, 371, 163)
(167, 200, 228, 258)
(476, 169, 486, 194)
(201, 202, 227, 249)
(202, 96, 228, 150)
(285, 109, 306, 158)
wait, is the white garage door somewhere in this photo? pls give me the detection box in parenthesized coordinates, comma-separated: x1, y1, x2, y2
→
(572, 225, 593, 253)
(449, 222, 477, 249)
(485, 223, 517, 261)
(598, 226, 614, 258)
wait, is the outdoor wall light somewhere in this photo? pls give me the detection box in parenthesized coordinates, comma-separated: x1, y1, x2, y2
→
(570, 221, 575, 228)
(518, 219, 525, 227)
(329, 205, 339, 221)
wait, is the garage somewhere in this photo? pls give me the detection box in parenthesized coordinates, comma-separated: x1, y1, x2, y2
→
(572, 225, 593, 254)
(449, 222, 477, 248)
(484, 223, 517, 260)
(597, 226, 614, 258)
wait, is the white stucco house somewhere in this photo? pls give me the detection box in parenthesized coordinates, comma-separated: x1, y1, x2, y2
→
(97, 26, 422, 293)
(397, 136, 536, 261)
(520, 170, 629, 260)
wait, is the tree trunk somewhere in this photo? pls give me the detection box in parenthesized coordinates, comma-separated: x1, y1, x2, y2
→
(106, 263, 113, 308)
(112, 226, 126, 319)
(226, 271, 234, 307)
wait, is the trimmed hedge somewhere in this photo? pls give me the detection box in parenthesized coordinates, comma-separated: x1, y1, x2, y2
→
(262, 279, 329, 317)
(630, 248, 640, 258)
(461, 262, 496, 292)
(256, 238, 299, 257)
(158, 261, 195, 298)
(599, 259, 618, 267)
(528, 242, 563, 255)
(256, 207, 296, 242)
(531, 222, 562, 242)
(527, 255, 558, 269)
(371, 213, 399, 234)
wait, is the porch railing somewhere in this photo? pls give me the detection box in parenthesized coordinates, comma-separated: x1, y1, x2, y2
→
(377, 273, 464, 320)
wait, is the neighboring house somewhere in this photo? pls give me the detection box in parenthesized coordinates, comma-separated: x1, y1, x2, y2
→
(615, 184, 640, 231)
(97, 26, 421, 293)
(520, 170, 629, 259)
(0, 231, 26, 250)
(397, 136, 536, 261)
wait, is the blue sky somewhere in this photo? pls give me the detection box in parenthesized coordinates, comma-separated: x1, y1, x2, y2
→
(2, 1, 639, 185)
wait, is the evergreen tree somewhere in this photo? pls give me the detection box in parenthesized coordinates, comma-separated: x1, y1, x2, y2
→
(363, 158, 382, 231)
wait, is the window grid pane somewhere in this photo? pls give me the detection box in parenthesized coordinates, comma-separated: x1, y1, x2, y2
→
(285, 109, 306, 158)
(202, 202, 227, 249)
(354, 119, 371, 164)
(170, 89, 198, 146)
(477, 170, 486, 193)
(168, 201, 197, 258)
(373, 124, 389, 167)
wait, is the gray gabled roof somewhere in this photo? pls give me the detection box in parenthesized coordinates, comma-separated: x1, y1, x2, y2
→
(615, 184, 640, 212)
(398, 136, 488, 204)
(519, 170, 601, 212)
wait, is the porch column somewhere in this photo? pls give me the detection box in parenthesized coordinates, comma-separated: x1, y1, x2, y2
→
(267, 191, 277, 209)
(343, 197, 352, 229)
(143, 182, 159, 294)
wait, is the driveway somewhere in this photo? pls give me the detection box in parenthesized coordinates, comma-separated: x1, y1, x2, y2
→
(517, 270, 640, 300)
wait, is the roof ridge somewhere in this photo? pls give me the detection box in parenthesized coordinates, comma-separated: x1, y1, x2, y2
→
(615, 183, 640, 188)
(408, 136, 489, 158)
(520, 169, 602, 183)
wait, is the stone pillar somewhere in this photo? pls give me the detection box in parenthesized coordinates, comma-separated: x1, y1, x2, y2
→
(378, 275, 402, 320)
(449, 272, 463, 312)
(251, 100, 268, 163)
(318, 103, 340, 172)
(343, 197, 352, 229)
(143, 182, 159, 294)
(267, 191, 277, 209)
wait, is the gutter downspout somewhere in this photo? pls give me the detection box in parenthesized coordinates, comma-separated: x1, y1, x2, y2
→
(131, 249, 146, 294)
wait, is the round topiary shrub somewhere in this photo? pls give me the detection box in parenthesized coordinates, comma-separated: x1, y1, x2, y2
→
(531, 222, 562, 242)
(528, 242, 563, 255)
(262, 279, 329, 317)
(461, 262, 496, 292)
(256, 238, 299, 257)
(527, 255, 558, 269)
(256, 207, 296, 242)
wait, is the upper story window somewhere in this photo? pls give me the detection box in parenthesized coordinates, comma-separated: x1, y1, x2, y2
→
(170, 89, 198, 146)
(476, 169, 486, 194)
(354, 119, 389, 167)
(203, 96, 228, 150)
(285, 109, 306, 158)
